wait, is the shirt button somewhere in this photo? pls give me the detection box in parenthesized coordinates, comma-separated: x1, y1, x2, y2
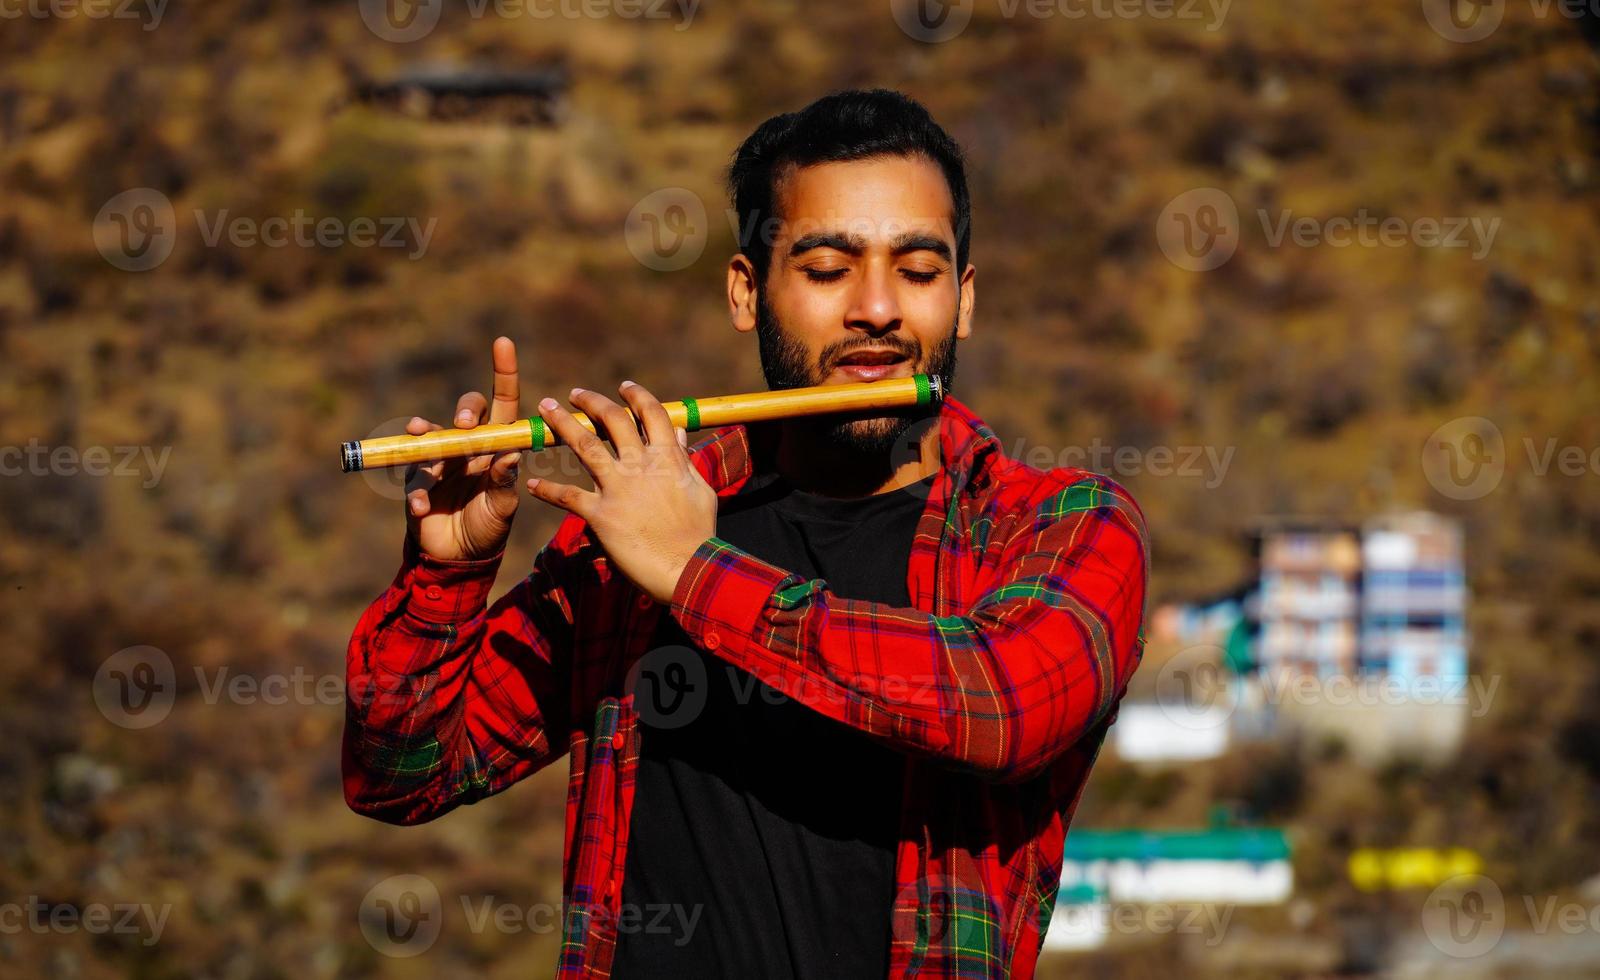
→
(636, 593, 653, 609)
(704, 631, 721, 650)
(610, 731, 625, 751)
(424, 585, 443, 601)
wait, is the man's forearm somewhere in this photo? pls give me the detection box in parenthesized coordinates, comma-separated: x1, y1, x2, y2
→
(343, 525, 581, 823)
(665, 477, 1149, 782)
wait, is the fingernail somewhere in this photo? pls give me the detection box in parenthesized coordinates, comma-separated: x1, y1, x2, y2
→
(620, 379, 636, 389)
(527, 477, 540, 490)
(569, 387, 585, 399)
(539, 397, 558, 411)
(457, 411, 472, 423)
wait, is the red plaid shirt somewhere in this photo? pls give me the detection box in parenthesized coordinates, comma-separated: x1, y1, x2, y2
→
(344, 394, 1149, 978)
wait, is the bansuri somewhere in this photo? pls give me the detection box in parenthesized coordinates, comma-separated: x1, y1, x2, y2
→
(339, 373, 943, 472)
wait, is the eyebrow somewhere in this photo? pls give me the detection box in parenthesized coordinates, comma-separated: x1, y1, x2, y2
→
(788, 231, 953, 262)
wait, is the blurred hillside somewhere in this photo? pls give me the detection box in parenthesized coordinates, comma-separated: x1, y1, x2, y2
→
(2, 1, 1598, 977)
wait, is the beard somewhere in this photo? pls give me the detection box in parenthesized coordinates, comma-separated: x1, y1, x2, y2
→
(754, 290, 959, 457)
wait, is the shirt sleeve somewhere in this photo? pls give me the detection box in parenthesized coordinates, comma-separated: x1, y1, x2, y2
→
(342, 515, 590, 824)
(666, 474, 1149, 783)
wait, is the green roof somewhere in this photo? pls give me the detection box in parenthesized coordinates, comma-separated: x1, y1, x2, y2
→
(1062, 829, 1291, 863)
(1057, 882, 1106, 904)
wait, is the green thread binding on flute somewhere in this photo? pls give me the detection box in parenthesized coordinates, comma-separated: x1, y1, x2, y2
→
(913, 373, 931, 406)
(682, 397, 701, 431)
(527, 416, 546, 452)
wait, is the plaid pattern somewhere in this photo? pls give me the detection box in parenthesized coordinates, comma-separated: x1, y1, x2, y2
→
(344, 394, 1149, 978)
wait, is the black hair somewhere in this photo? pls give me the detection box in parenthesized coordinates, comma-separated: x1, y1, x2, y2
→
(726, 89, 972, 284)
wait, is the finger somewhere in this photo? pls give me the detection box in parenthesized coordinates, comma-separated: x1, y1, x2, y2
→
(618, 380, 676, 448)
(570, 387, 644, 455)
(406, 464, 440, 516)
(676, 426, 688, 450)
(489, 336, 520, 425)
(488, 451, 521, 488)
(401, 417, 451, 516)
(525, 476, 597, 519)
(538, 396, 616, 482)
(454, 392, 489, 429)
(404, 416, 449, 477)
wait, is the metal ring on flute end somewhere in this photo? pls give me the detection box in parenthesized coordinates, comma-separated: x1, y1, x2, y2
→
(341, 441, 363, 473)
(929, 374, 946, 404)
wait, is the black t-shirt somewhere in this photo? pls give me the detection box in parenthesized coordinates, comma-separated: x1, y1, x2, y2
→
(612, 469, 936, 980)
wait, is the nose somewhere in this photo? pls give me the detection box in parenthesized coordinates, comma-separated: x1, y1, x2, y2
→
(843, 258, 902, 335)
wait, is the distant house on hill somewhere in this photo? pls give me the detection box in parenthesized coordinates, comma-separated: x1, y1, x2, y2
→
(1359, 512, 1468, 689)
(1060, 827, 1294, 904)
(1045, 827, 1293, 951)
(344, 63, 569, 125)
(1257, 522, 1362, 681)
(1129, 511, 1471, 763)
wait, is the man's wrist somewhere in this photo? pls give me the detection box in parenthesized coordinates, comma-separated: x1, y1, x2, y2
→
(650, 535, 714, 605)
(404, 534, 506, 623)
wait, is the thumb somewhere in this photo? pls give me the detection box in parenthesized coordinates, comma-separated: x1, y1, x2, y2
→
(486, 452, 522, 516)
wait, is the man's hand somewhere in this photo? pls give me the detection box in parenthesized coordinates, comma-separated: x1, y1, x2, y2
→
(525, 381, 718, 604)
(403, 336, 524, 562)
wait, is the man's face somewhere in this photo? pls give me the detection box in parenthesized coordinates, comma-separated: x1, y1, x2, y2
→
(730, 154, 975, 454)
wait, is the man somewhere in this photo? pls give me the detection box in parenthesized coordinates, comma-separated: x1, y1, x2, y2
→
(344, 89, 1149, 979)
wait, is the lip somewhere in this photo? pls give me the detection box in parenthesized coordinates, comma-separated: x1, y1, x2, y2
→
(830, 349, 913, 382)
(833, 362, 910, 382)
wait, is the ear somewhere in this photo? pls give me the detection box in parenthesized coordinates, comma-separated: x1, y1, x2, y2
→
(728, 254, 759, 334)
(955, 262, 976, 340)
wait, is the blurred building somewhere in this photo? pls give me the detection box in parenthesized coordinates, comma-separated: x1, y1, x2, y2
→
(1127, 512, 1470, 763)
(1358, 513, 1469, 690)
(1045, 827, 1293, 952)
(1257, 524, 1362, 681)
(1112, 702, 1231, 762)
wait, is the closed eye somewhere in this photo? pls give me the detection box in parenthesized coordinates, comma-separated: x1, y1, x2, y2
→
(804, 267, 849, 283)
